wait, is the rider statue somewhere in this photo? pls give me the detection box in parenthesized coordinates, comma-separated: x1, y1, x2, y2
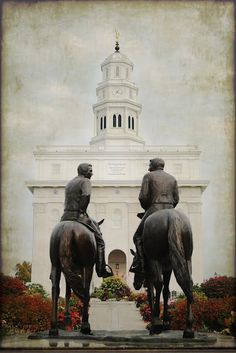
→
(129, 158, 179, 281)
(61, 163, 113, 278)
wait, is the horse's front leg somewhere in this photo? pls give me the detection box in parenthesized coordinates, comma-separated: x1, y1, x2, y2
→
(183, 293, 194, 338)
(162, 270, 172, 330)
(49, 265, 61, 336)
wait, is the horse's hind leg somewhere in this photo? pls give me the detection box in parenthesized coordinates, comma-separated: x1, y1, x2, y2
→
(183, 263, 194, 338)
(183, 293, 194, 338)
(64, 280, 72, 326)
(148, 281, 163, 335)
(80, 268, 92, 335)
(80, 292, 91, 334)
(49, 265, 61, 336)
(162, 270, 172, 331)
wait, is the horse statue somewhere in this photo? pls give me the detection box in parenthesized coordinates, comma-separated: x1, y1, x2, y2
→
(131, 208, 194, 338)
(49, 219, 103, 336)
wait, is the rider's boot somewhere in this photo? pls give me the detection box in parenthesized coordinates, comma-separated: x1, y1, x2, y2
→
(96, 248, 113, 278)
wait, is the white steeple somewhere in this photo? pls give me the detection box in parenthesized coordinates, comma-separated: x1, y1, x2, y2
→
(90, 40, 144, 148)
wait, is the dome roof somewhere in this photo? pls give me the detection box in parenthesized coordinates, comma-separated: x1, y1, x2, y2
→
(101, 50, 133, 68)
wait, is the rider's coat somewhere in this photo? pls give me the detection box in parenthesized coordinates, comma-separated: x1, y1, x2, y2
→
(61, 175, 91, 221)
(139, 169, 179, 211)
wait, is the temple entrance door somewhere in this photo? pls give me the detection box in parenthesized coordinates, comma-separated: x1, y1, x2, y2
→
(108, 249, 126, 281)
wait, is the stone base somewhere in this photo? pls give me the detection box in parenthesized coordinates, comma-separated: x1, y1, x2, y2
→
(29, 329, 218, 349)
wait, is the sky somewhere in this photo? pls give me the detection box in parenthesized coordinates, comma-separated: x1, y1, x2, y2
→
(2, 0, 235, 279)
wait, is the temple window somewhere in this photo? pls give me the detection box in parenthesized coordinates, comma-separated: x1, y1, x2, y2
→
(132, 117, 134, 130)
(118, 114, 122, 127)
(113, 114, 117, 127)
(128, 116, 131, 129)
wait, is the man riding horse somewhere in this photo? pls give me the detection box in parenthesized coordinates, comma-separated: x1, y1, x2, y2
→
(129, 158, 179, 283)
(61, 163, 113, 278)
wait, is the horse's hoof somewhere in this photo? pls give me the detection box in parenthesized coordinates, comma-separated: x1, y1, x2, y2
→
(149, 327, 162, 335)
(163, 321, 171, 331)
(49, 328, 59, 336)
(149, 322, 163, 335)
(80, 322, 91, 335)
(183, 329, 194, 339)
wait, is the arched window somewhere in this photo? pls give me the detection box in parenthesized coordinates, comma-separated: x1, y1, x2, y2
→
(104, 116, 106, 129)
(132, 117, 134, 130)
(126, 68, 129, 79)
(113, 114, 117, 127)
(118, 114, 122, 127)
(100, 117, 103, 130)
(128, 116, 131, 129)
(106, 68, 109, 79)
(108, 249, 126, 279)
(115, 66, 119, 77)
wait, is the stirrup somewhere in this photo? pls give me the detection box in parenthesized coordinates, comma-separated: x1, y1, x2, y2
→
(102, 265, 113, 278)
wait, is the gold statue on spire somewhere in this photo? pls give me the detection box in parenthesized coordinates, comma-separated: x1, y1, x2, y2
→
(115, 29, 120, 41)
(114, 29, 120, 52)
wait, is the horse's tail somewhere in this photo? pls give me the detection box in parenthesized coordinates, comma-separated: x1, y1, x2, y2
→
(168, 212, 193, 299)
(59, 228, 85, 299)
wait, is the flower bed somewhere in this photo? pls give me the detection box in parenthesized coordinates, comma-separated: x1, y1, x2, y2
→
(0, 273, 83, 334)
(135, 276, 236, 335)
(92, 276, 131, 301)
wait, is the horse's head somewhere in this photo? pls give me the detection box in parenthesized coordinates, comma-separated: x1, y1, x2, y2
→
(130, 249, 145, 291)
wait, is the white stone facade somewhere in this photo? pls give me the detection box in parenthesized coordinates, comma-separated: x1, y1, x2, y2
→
(27, 46, 208, 294)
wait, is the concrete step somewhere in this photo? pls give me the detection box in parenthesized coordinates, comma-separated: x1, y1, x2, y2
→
(89, 299, 146, 331)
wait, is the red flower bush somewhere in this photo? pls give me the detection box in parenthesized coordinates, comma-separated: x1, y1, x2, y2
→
(169, 294, 235, 331)
(135, 276, 236, 334)
(201, 276, 236, 298)
(57, 293, 83, 331)
(0, 273, 84, 334)
(1, 294, 51, 332)
(135, 292, 148, 308)
(0, 273, 26, 296)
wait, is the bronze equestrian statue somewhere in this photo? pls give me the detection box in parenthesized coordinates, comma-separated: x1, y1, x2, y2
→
(49, 163, 113, 336)
(130, 158, 194, 338)
(130, 158, 179, 281)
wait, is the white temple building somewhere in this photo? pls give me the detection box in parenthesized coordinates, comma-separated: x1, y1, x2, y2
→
(27, 42, 208, 293)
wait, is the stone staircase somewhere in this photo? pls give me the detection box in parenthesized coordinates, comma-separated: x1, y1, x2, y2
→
(89, 299, 146, 331)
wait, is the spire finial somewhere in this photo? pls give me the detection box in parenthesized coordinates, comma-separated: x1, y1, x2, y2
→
(115, 29, 120, 52)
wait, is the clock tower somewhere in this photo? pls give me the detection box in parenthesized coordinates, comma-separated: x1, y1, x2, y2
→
(90, 41, 144, 148)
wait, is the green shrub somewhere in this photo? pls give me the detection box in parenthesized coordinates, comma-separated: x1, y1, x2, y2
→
(26, 283, 49, 298)
(15, 261, 31, 283)
(92, 276, 131, 301)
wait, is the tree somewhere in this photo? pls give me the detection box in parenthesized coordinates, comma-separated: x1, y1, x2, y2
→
(15, 261, 31, 283)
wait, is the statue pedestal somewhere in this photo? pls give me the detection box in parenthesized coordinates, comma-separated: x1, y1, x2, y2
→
(89, 299, 145, 331)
